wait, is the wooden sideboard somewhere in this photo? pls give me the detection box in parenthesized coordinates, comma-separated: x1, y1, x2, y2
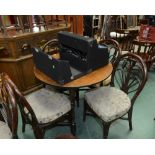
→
(0, 24, 70, 94)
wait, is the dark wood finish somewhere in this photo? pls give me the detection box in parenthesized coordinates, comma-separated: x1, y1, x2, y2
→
(113, 29, 138, 51)
(130, 39, 155, 70)
(2, 73, 75, 138)
(67, 16, 83, 35)
(42, 38, 60, 57)
(34, 63, 113, 89)
(0, 73, 18, 138)
(99, 39, 121, 64)
(55, 134, 78, 139)
(0, 25, 70, 93)
(83, 53, 148, 138)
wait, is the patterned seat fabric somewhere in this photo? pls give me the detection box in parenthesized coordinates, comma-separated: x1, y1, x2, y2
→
(25, 88, 71, 124)
(0, 121, 12, 139)
(85, 87, 131, 122)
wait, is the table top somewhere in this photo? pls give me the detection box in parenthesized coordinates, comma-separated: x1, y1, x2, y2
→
(34, 63, 113, 89)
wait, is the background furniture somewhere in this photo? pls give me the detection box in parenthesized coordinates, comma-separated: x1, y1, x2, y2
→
(83, 15, 102, 37)
(0, 25, 69, 94)
(0, 73, 18, 139)
(83, 53, 147, 138)
(130, 39, 155, 70)
(110, 29, 139, 53)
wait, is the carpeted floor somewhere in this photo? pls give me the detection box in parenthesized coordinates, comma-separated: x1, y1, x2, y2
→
(17, 70, 155, 139)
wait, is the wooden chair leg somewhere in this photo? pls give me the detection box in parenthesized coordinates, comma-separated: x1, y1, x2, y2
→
(128, 108, 133, 130)
(21, 115, 26, 133)
(69, 111, 76, 136)
(103, 122, 111, 139)
(83, 99, 87, 122)
(22, 122, 26, 133)
(76, 89, 80, 107)
(33, 127, 45, 139)
(43, 83, 46, 88)
(71, 122, 76, 136)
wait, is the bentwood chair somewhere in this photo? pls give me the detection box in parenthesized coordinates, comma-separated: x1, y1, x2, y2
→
(129, 40, 155, 71)
(110, 29, 138, 54)
(83, 53, 148, 138)
(96, 39, 121, 86)
(99, 39, 121, 64)
(2, 73, 75, 138)
(0, 74, 18, 139)
(42, 39, 60, 58)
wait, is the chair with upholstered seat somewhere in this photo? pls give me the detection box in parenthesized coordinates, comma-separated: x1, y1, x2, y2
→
(2, 73, 75, 138)
(0, 74, 18, 139)
(83, 53, 147, 138)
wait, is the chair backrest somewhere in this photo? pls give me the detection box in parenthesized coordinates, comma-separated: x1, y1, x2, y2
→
(130, 40, 155, 62)
(0, 73, 18, 138)
(111, 53, 148, 105)
(114, 29, 137, 51)
(99, 39, 121, 64)
(42, 39, 59, 55)
(1, 73, 42, 138)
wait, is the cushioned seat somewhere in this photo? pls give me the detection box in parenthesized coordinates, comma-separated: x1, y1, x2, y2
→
(85, 87, 131, 122)
(0, 121, 12, 139)
(83, 53, 147, 138)
(2, 73, 74, 138)
(25, 88, 71, 124)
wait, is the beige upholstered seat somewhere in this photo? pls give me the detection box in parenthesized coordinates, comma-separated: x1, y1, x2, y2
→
(0, 121, 12, 139)
(85, 87, 131, 122)
(2, 73, 75, 139)
(25, 88, 71, 124)
(83, 53, 147, 138)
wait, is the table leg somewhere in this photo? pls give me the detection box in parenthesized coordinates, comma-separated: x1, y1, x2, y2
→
(69, 89, 76, 136)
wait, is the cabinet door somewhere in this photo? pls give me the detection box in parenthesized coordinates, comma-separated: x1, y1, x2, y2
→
(20, 57, 41, 91)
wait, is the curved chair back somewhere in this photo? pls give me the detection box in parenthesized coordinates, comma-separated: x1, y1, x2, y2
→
(42, 39, 59, 54)
(99, 39, 121, 64)
(111, 29, 138, 51)
(111, 53, 148, 105)
(0, 73, 18, 138)
(130, 40, 155, 70)
(1, 73, 43, 138)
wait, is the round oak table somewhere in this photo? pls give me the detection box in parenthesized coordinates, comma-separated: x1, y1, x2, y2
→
(34, 63, 113, 89)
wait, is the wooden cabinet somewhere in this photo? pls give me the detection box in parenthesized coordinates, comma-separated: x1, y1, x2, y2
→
(0, 25, 70, 94)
